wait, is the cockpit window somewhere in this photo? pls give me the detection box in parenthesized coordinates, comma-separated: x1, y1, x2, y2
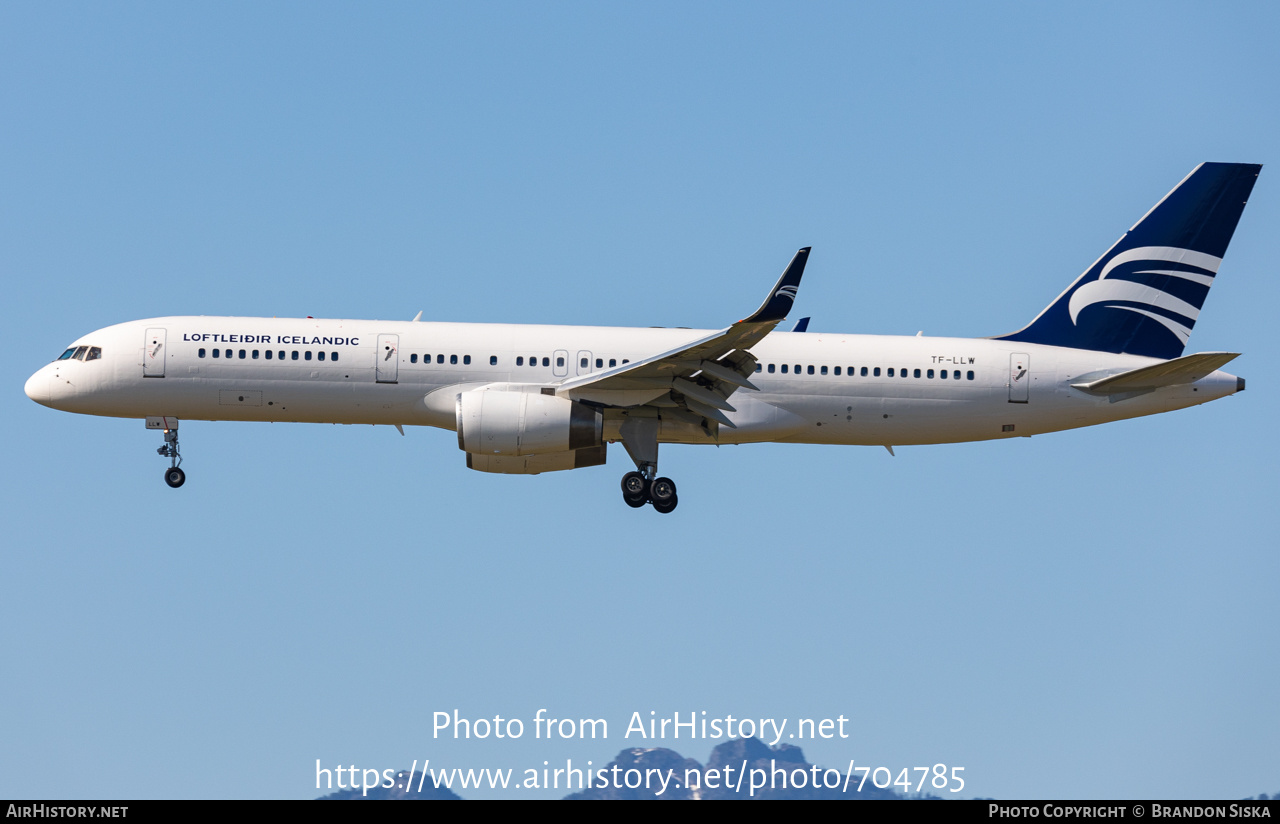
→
(72, 346, 89, 361)
(57, 348, 77, 361)
(86, 347, 102, 361)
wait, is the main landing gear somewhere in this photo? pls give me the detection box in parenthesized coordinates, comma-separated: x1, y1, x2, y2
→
(617, 415, 677, 513)
(153, 420, 185, 488)
(620, 471, 678, 513)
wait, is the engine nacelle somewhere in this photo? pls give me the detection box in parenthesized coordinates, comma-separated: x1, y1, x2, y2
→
(456, 389, 602, 457)
(466, 446, 607, 475)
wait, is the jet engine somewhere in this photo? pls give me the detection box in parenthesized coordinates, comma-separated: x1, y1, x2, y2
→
(456, 389, 605, 474)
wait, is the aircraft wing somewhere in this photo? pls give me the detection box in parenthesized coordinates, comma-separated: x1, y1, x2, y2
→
(554, 247, 811, 429)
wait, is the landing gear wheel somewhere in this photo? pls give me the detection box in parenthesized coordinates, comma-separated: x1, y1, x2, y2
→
(164, 467, 186, 488)
(649, 477, 677, 505)
(621, 471, 649, 499)
(623, 493, 648, 508)
(653, 493, 678, 514)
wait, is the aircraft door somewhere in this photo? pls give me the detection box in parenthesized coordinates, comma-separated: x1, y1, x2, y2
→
(1008, 352, 1029, 403)
(144, 328, 166, 378)
(576, 350, 593, 376)
(377, 334, 399, 384)
(553, 349, 568, 377)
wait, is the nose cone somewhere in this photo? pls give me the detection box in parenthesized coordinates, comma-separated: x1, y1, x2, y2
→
(24, 367, 51, 407)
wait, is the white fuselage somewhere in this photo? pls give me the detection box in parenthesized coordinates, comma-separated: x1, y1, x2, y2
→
(25, 316, 1241, 448)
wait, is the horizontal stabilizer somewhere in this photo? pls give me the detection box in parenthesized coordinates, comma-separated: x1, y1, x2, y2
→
(1071, 352, 1239, 395)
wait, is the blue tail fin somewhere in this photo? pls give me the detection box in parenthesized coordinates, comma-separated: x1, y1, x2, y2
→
(996, 163, 1260, 359)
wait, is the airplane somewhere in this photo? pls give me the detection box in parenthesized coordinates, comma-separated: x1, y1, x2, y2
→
(25, 162, 1260, 513)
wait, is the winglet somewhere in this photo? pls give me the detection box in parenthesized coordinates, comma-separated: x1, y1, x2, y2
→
(741, 247, 810, 323)
(792, 317, 811, 332)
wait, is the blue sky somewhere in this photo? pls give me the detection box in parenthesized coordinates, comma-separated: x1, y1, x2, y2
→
(3, 1, 1277, 800)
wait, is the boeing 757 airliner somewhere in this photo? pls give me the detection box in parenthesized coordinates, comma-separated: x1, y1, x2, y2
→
(25, 163, 1259, 512)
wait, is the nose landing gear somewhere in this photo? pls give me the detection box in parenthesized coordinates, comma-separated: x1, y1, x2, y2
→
(147, 417, 185, 488)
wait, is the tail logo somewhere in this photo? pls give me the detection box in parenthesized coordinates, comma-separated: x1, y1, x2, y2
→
(1067, 246, 1221, 346)
(774, 285, 798, 302)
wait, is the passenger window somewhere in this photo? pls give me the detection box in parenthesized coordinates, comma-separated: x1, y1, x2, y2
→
(198, 348, 206, 358)
(292, 351, 299, 361)
(463, 355, 471, 365)
(581, 358, 588, 368)
(833, 366, 840, 375)
(915, 368, 922, 378)
(278, 351, 285, 360)
(901, 368, 909, 378)
(556, 356, 565, 367)
(212, 349, 220, 359)
(926, 369, 933, 378)
(819, 365, 827, 375)
(437, 355, 445, 364)
(490, 356, 497, 366)
(873, 367, 880, 376)
(331, 352, 338, 362)
(595, 358, 603, 368)
(516, 356, 524, 366)
(318, 351, 326, 361)
(305, 351, 312, 361)
(86, 347, 102, 361)
(768, 364, 776, 373)
(265, 350, 272, 360)
(887, 368, 894, 377)
(794, 364, 801, 374)
(609, 359, 617, 368)
(953, 370, 960, 379)
(781, 364, 789, 374)
(450, 354, 457, 365)
(542, 357, 550, 367)
(239, 349, 246, 359)
(807, 365, 814, 375)
(939, 369, 946, 379)
(967, 370, 975, 380)
(410, 354, 418, 363)
(252, 350, 259, 359)
(622, 359, 629, 364)
(755, 364, 763, 373)
(860, 367, 867, 376)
